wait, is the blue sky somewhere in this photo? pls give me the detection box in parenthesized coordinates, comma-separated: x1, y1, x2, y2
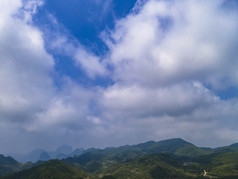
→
(33, 0, 139, 87)
(1, 0, 238, 153)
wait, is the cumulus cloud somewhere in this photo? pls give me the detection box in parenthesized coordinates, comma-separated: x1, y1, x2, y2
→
(101, 82, 217, 119)
(27, 79, 97, 132)
(0, 0, 54, 124)
(96, 0, 238, 147)
(1, 0, 238, 153)
(0, 0, 100, 152)
(104, 0, 238, 88)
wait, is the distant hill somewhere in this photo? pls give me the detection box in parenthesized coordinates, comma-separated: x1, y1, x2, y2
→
(56, 145, 73, 155)
(2, 159, 88, 179)
(11, 145, 84, 162)
(48, 147, 83, 160)
(38, 152, 51, 161)
(68, 148, 84, 158)
(11, 149, 48, 163)
(131, 138, 209, 157)
(212, 142, 238, 154)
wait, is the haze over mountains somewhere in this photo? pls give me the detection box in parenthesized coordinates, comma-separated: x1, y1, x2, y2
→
(8, 145, 84, 163)
(1, 138, 238, 178)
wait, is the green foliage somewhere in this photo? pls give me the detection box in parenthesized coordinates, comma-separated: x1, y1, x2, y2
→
(208, 152, 238, 177)
(63, 138, 210, 173)
(96, 153, 197, 179)
(0, 155, 22, 176)
(2, 160, 88, 179)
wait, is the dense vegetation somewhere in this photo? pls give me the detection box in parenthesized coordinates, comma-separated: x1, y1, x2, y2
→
(2, 138, 238, 178)
(1, 160, 87, 179)
(0, 155, 22, 176)
(94, 153, 199, 179)
(62, 138, 208, 173)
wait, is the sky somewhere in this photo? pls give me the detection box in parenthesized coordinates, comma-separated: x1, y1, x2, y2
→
(1, 0, 238, 154)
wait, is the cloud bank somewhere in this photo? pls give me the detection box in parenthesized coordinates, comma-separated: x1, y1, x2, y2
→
(1, 0, 238, 153)
(97, 0, 238, 147)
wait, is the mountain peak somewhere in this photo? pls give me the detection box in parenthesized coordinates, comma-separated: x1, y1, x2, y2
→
(56, 145, 73, 155)
(158, 138, 193, 145)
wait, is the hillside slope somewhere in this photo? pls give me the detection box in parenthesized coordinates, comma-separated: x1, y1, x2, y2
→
(95, 153, 200, 179)
(0, 154, 22, 176)
(2, 159, 88, 179)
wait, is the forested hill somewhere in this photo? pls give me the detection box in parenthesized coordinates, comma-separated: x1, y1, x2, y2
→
(2, 138, 238, 178)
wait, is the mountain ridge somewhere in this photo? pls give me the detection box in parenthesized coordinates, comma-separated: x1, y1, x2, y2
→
(2, 138, 238, 178)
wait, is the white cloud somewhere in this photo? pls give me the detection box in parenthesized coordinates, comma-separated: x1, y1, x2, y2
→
(27, 79, 96, 132)
(95, 0, 238, 147)
(104, 0, 238, 88)
(101, 82, 217, 119)
(19, 0, 44, 23)
(0, 0, 55, 124)
(0, 0, 100, 152)
(1, 0, 238, 153)
(74, 48, 108, 78)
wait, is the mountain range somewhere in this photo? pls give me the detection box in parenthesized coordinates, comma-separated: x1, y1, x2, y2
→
(9, 145, 84, 163)
(1, 138, 238, 178)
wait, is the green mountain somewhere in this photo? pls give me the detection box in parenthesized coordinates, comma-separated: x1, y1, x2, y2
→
(3, 138, 238, 178)
(2, 159, 88, 179)
(212, 143, 238, 154)
(131, 138, 209, 157)
(0, 154, 22, 176)
(63, 138, 209, 173)
(4, 151, 238, 179)
(0, 154, 47, 177)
